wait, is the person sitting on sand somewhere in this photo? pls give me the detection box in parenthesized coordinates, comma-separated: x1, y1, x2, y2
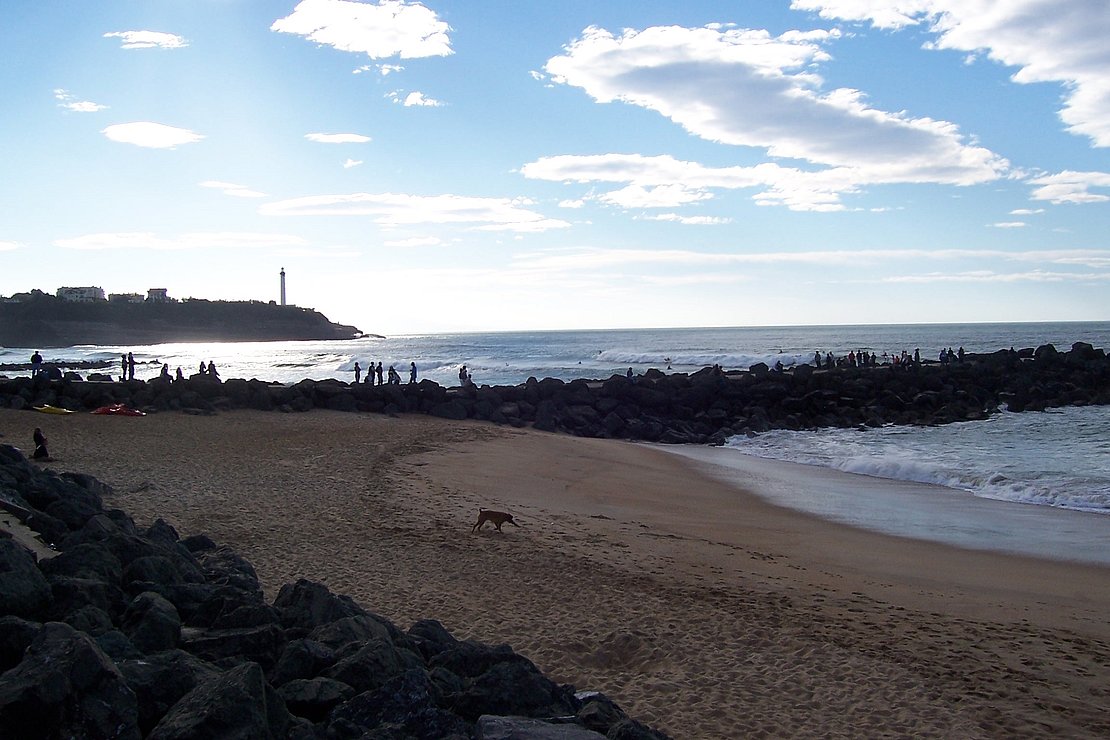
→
(32, 428, 50, 461)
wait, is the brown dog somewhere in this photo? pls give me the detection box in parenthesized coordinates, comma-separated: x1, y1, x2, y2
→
(471, 508, 520, 533)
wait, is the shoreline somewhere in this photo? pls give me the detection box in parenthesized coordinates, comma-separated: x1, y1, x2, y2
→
(658, 443, 1110, 566)
(2, 408, 1108, 736)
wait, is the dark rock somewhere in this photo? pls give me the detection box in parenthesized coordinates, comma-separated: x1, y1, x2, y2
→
(607, 718, 673, 739)
(274, 578, 366, 630)
(95, 629, 144, 662)
(270, 638, 338, 687)
(277, 676, 355, 723)
(120, 649, 220, 734)
(0, 615, 39, 672)
(39, 541, 123, 583)
(0, 538, 52, 619)
(46, 574, 126, 621)
(197, 546, 262, 595)
(148, 661, 289, 740)
(63, 604, 115, 636)
(122, 591, 182, 653)
(0, 622, 140, 740)
(327, 668, 470, 739)
(308, 614, 395, 650)
(180, 622, 286, 671)
(181, 533, 216, 552)
(449, 658, 580, 722)
(321, 637, 423, 693)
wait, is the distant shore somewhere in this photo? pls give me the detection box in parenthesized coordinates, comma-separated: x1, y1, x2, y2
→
(2, 408, 1108, 737)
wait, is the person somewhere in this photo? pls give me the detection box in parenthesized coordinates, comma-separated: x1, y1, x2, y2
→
(626, 367, 634, 382)
(175, 367, 184, 382)
(32, 428, 50, 461)
(207, 361, 220, 380)
(387, 365, 400, 384)
(814, 351, 822, 369)
(409, 362, 417, 384)
(375, 362, 384, 386)
(199, 361, 207, 374)
(30, 351, 43, 377)
(459, 365, 468, 385)
(127, 352, 136, 381)
(354, 362, 361, 384)
(160, 363, 170, 379)
(121, 354, 128, 381)
(367, 360, 375, 383)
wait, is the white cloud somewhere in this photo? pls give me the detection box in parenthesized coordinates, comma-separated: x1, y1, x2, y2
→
(792, 1, 1110, 147)
(523, 153, 865, 212)
(101, 122, 203, 149)
(384, 236, 444, 247)
(882, 270, 1110, 284)
(640, 213, 733, 225)
(991, 221, 1026, 228)
(545, 25, 1008, 186)
(558, 199, 586, 209)
(1009, 208, 1044, 215)
(103, 31, 188, 49)
(259, 192, 571, 232)
(271, 0, 452, 59)
(0, 241, 23, 251)
(54, 232, 309, 251)
(387, 90, 444, 107)
(199, 181, 267, 198)
(1027, 170, 1110, 204)
(54, 89, 107, 113)
(343, 158, 364, 168)
(305, 132, 371, 143)
(539, 25, 1009, 211)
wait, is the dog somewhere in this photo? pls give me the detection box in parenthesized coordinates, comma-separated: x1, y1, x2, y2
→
(471, 507, 519, 533)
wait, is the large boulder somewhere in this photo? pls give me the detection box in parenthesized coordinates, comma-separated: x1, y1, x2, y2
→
(273, 578, 366, 631)
(122, 591, 182, 653)
(0, 539, 52, 619)
(148, 661, 289, 740)
(0, 621, 140, 740)
(327, 668, 470, 739)
(119, 649, 220, 735)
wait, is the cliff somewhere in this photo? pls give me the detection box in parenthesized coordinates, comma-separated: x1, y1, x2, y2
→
(0, 294, 363, 347)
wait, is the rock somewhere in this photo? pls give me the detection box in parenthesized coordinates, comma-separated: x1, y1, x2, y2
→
(120, 649, 220, 734)
(270, 637, 337, 687)
(273, 578, 366, 630)
(449, 658, 580, 722)
(0, 538, 52, 619)
(327, 668, 470, 739)
(148, 661, 289, 740)
(0, 615, 40, 672)
(308, 613, 396, 649)
(122, 591, 182, 653)
(39, 541, 123, 583)
(277, 676, 355, 723)
(46, 574, 126, 621)
(478, 715, 606, 739)
(0, 621, 140, 740)
(63, 604, 115, 636)
(321, 637, 423, 693)
(180, 622, 286, 671)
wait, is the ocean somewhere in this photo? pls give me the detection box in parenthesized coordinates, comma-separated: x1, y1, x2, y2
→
(4, 321, 1108, 560)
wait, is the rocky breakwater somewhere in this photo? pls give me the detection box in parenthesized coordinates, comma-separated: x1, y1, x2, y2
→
(1, 342, 1108, 444)
(0, 445, 669, 739)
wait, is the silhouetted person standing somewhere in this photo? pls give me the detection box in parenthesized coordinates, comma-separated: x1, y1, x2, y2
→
(127, 352, 135, 381)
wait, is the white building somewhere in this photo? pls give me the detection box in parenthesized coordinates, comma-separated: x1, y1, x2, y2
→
(57, 286, 106, 302)
(146, 288, 170, 303)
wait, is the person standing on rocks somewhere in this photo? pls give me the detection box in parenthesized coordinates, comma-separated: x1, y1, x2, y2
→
(354, 362, 362, 384)
(376, 362, 384, 386)
(409, 362, 417, 384)
(127, 352, 136, 381)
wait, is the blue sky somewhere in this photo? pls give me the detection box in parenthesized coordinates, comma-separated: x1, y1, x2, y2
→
(1, 0, 1108, 335)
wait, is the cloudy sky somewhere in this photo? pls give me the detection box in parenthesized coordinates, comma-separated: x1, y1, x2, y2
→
(2, 0, 1108, 334)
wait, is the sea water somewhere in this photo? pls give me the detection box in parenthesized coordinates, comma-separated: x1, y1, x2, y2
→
(3, 322, 1109, 557)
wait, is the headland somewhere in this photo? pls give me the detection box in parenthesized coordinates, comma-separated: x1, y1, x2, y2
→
(0, 291, 362, 347)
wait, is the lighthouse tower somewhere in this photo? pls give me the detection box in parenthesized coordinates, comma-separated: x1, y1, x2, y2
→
(280, 268, 286, 306)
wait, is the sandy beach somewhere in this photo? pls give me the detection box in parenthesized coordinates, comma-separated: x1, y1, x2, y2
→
(3, 407, 1108, 738)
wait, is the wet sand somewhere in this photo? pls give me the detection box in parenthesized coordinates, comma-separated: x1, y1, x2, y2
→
(3, 408, 1108, 738)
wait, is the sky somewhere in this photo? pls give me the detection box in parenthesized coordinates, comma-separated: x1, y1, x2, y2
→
(1, 0, 1108, 335)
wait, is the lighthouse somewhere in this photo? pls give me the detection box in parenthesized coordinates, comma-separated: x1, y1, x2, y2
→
(280, 267, 286, 306)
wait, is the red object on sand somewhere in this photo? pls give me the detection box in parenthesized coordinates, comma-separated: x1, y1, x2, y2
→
(91, 403, 145, 416)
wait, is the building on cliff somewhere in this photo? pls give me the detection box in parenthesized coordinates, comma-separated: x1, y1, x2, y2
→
(56, 286, 106, 303)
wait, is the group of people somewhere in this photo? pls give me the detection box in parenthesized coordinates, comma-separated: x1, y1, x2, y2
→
(354, 361, 418, 386)
(813, 346, 968, 371)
